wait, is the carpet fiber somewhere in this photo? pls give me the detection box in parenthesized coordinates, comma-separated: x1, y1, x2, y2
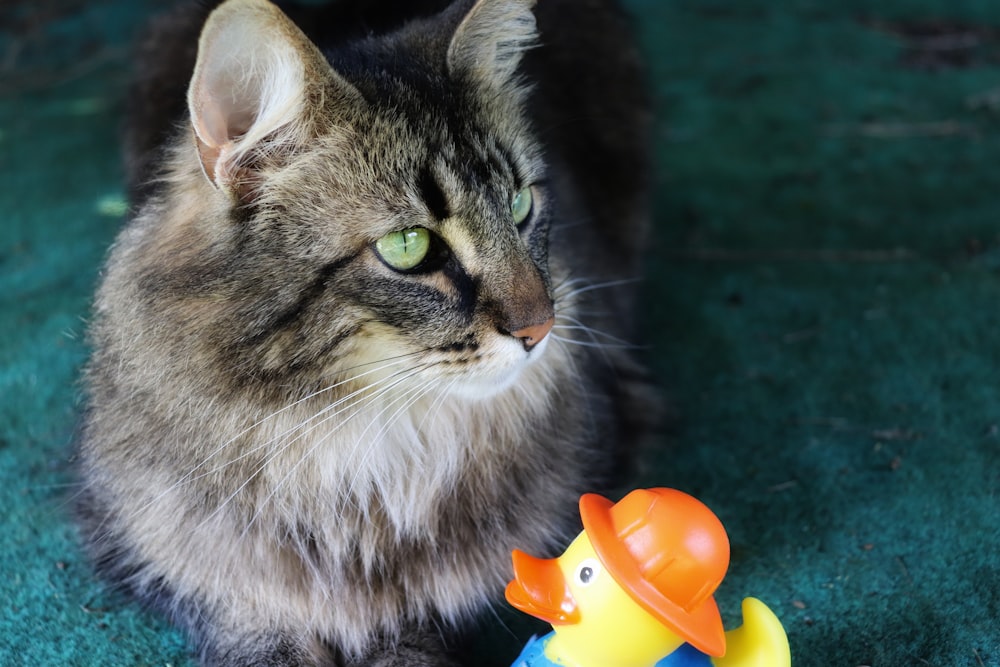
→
(2, 1, 999, 665)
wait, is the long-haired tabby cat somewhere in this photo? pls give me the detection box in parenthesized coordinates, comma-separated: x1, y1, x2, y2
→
(75, 0, 651, 664)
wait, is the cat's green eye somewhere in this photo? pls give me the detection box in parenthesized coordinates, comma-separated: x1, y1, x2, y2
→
(375, 227, 431, 271)
(511, 186, 533, 226)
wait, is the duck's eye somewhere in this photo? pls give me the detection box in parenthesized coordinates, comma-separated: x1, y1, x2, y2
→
(511, 186, 533, 226)
(575, 558, 601, 587)
(375, 227, 431, 271)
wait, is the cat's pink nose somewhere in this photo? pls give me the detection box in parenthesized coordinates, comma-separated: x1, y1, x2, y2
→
(512, 316, 555, 351)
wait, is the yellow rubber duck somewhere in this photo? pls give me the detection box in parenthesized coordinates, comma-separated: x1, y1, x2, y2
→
(505, 488, 791, 667)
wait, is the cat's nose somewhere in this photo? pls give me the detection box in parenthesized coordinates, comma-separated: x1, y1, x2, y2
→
(512, 316, 555, 351)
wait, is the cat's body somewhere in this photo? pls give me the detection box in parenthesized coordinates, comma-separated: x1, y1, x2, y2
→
(75, 0, 651, 665)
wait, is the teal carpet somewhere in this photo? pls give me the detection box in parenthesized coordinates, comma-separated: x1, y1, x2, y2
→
(3, 1, 1000, 665)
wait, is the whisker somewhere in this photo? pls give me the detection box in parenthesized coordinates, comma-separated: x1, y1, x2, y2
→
(234, 364, 432, 539)
(549, 333, 637, 350)
(415, 376, 460, 435)
(552, 277, 641, 302)
(133, 353, 423, 516)
(552, 323, 635, 348)
(343, 373, 442, 499)
(553, 311, 647, 354)
(551, 276, 589, 290)
(189, 363, 428, 533)
(197, 360, 423, 481)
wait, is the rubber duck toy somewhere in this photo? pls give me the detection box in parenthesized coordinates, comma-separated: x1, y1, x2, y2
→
(505, 488, 791, 667)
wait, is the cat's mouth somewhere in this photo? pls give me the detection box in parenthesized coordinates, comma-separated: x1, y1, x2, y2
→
(445, 333, 552, 400)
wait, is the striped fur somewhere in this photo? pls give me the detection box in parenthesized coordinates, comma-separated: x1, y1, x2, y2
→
(76, 0, 651, 664)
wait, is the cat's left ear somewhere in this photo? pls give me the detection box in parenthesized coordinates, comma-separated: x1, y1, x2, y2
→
(446, 0, 538, 90)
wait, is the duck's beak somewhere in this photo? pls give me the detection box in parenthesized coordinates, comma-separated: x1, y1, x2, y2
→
(505, 549, 580, 625)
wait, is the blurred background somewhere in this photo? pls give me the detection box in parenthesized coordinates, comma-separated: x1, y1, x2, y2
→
(2, 1, 999, 665)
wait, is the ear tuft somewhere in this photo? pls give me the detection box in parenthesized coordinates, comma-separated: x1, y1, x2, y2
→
(446, 0, 538, 89)
(187, 0, 336, 194)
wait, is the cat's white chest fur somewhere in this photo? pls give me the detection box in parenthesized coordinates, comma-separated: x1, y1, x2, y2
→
(262, 349, 560, 537)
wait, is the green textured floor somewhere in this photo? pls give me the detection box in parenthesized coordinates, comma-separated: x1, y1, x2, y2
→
(3, 1, 1000, 665)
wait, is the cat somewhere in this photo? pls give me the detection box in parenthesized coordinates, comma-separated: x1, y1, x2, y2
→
(75, 0, 652, 665)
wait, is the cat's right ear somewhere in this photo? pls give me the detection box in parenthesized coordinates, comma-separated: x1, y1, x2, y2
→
(187, 0, 360, 197)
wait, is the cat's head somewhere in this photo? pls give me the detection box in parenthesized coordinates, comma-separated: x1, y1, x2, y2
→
(155, 0, 565, 400)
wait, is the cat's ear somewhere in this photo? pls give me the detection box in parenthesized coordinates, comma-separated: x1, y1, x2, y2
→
(187, 0, 358, 196)
(446, 0, 538, 89)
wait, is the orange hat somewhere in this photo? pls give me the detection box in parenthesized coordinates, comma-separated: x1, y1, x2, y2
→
(579, 488, 730, 657)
